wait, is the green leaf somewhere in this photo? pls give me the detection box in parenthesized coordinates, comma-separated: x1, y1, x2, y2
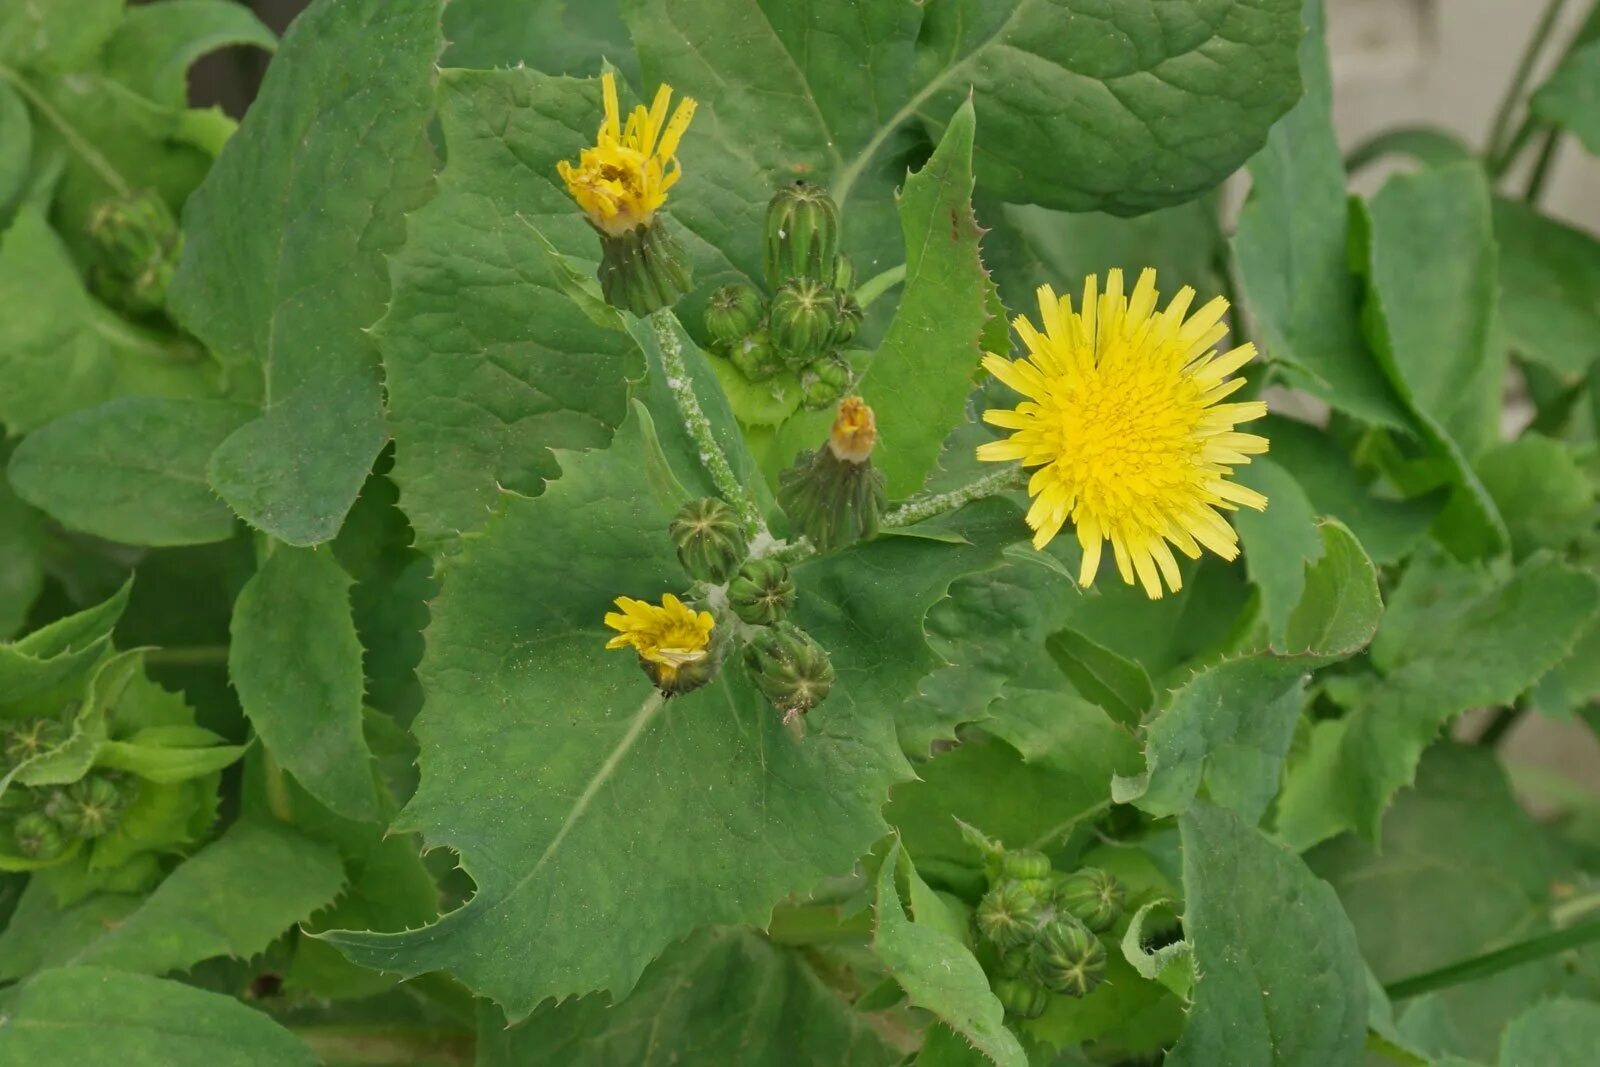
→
(1044, 629, 1153, 729)
(0, 208, 217, 437)
(168, 0, 440, 545)
(8, 397, 249, 547)
(0, 80, 29, 213)
(101, 0, 277, 109)
(94, 727, 247, 784)
(478, 929, 899, 1066)
(1112, 522, 1380, 822)
(0, 451, 46, 639)
(0, 966, 316, 1065)
(861, 99, 989, 498)
(1531, 40, 1600, 157)
(1474, 435, 1595, 556)
(0, 878, 139, 982)
(0, 578, 128, 711)
(1354, 165, 1508, 558)
(1259, 416, 1440, 566)
(442, 0, 634, 78)
(1167, 801, 1367, 1067)
(1232, 457, 1322, 644)
(1499, 999, 1600, 1067)
(1493, 198, 1600, 380)
(73, 820, 343, 976)
(0, 0, 120, 73)
(874, 840, 1026, 1067)
(321, 409, 999, 1015)
(1308, 745, 1565, 1062)
(229, 546, 378, 822)
(374, 68, 642, 547)
(1277, 550, 1600, 849)
(1233, 0, 1412, 428)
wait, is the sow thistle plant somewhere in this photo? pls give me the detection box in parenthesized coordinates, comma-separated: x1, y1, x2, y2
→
(3, 0, 1600, 1064)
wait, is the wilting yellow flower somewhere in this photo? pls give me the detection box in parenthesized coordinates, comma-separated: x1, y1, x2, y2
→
(604, 593, 715, 683)
(557, 72, 697, 236)
(977, 268, 1269, 599)
(828, 396, 878, 464)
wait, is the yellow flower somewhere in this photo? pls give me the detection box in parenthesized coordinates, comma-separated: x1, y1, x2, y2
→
(557, 72, 698, 236)
(603, 593, 715, 683)
(977, 268, 1269, 599)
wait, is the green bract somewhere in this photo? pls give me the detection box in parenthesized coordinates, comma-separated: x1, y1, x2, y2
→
(0, 0, 1598, 1063)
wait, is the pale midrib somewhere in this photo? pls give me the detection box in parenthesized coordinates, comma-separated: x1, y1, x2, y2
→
(830, 0, 1034, 210)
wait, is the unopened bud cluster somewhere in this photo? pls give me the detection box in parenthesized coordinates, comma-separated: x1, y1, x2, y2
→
(86, 189, 182, 316)
(657, 497, 832, 720)
(965, 831, 1125, 1019)
(2, 715, 131, 862)
(703, 182, 861, 411)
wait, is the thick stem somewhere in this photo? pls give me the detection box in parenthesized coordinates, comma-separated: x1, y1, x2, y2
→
(1384, 916, 1600, 1001)
(854, 263, 906, 310)
(648, 309, 763, 536)
(881, 466, 1027, 529)
(1486, 0, 1572, 163)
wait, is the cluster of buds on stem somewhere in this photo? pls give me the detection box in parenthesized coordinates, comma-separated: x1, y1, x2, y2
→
(702, 182, 862, 411)
(0, 761, 131, 864)
(962, 824, 1125, 1019)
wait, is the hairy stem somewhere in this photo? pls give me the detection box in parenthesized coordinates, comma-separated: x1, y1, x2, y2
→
(648, 309, 762, 536)
(881, 466, 1027, 529)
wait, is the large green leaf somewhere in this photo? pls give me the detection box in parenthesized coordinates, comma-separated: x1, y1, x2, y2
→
(0, 208, 216, 437)
(442, 0, 636, 80)
(479, 929, 899, 1066)
(0, 578, 128, 710)
(0, 0, 120, 73)
(0, 966, 316, 1065)
(100, 0, 276, 109)
(1498, 1000, 1600, 1067)
(1474, 435, 1595, 557)
(73, 820, 343, 976)
(874, 841, 1026, 1067)
(374, 67, 642, 547)
(1168, 802, 1367, 1067)
(0, 80, 29, 213)
(1277, 549, 1600, 850)
(0, 451, 45, 639)
(1232, 0, 1411, 428)
(1493, 198, 1600, 380)
(322, 407, 1001, 1016)
(8, 397, 249, 547)
(168, 0, 440, 545)
(229, 546, 378, 822)
(1530, 40, 1600, 156)
(861, 100, 990, 499)
(1232, 457, 1322, 644)
(1308, 745, 1567, 1062)
(1112, 522, 1380, 823)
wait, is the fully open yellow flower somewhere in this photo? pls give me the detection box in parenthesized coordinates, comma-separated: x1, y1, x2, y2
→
(977, 268, 1269, 599)
(557, 72, 697, 236)
(604, 593, 715, 683)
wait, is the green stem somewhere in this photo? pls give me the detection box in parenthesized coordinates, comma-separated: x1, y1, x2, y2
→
(881, 466, 1027, 529)
(766, 904, 873, 946)
(142, 645, 230, 667)
(649, 309, 763, 537)
(0, 63, 131, 196)
(1475, 702, 1527, 748)
(261, 749, 293, 823)
(1384, 917, 1600, 1001)
(1486, 0, 1572, 163)
(854, 264, 906, 310)
(1522, 127, 1565, 204)
(292, 1026, 474, 1066)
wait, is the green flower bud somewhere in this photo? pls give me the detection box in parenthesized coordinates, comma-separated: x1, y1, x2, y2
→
(86, 188, 181, 315)
(831, 254, 855, 292)
(1051, 867, 1125, 934)
(729, 331, 784, 382)
(769, 277, 841, 366)
(1031, 917, 1106, 998)
(992, 976, 1051, 1020)
(669, 497, 749, 583)
(743, 622, 834, 722)
(727, 558, 796, 626)
(704, 283, 765, 348)
(1000, 849, 1052, 882)
(764, 181, 839, 289)
(777, 398, 886, 553)
(4, 717, 66, 766)
(976, 879, 1042, 950)
(995, 945, 1032, 980)
(595, 218, 693, 317)
(13, 813, 66, 860)
(56, 774, 126, 840)
(800, 353, 852, 411)
(831, 289, 863, 347)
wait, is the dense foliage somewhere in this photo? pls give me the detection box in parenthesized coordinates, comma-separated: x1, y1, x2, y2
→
(2, 0, 1600, 1063)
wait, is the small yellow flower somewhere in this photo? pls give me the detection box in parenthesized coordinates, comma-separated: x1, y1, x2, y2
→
(557, 71, 698, 236)
(603, 593, 715, 683)
(828, 396, 878, 464)
(977, 268, 1269, 599)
